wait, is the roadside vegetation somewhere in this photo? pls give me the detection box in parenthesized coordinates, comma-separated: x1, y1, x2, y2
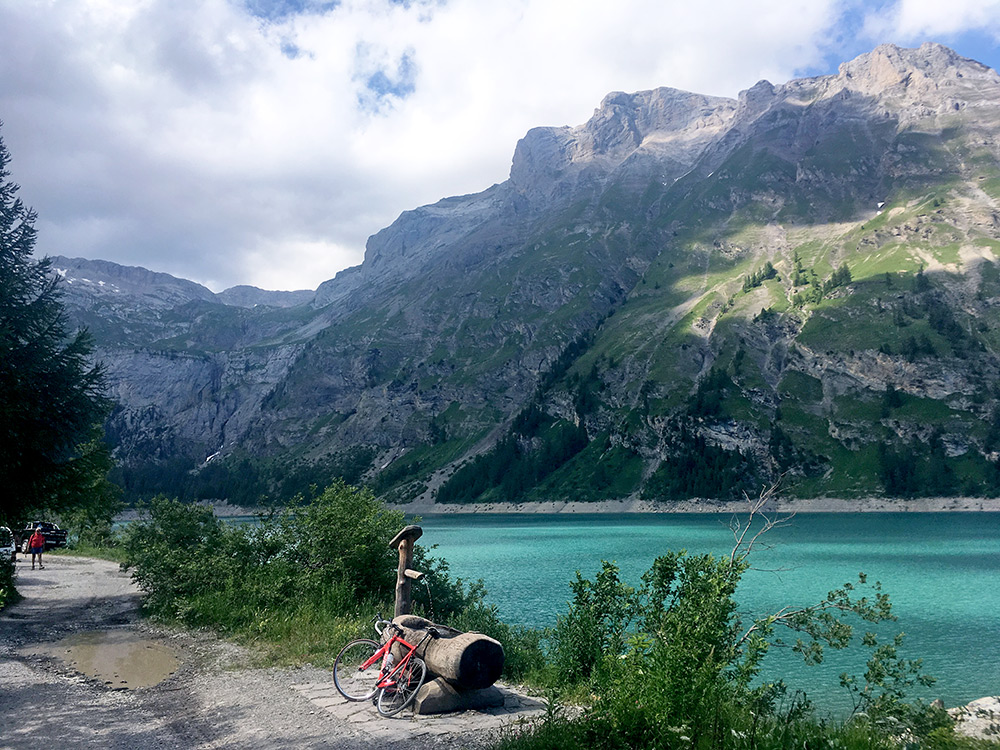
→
(115, 481, 544, 678)
(0, 559, 17, 609)
(105, 481, 992, 749)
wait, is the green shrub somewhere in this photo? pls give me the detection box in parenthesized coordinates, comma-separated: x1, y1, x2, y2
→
(511, 500, 941, 750)
(550, 561, 636, 686)
(117, 482, 531, 674)
(119, 496, 225, 618)
(276, 480, 404, 602)
(0, 558, 19, 611)
(119, 483, 406, 626)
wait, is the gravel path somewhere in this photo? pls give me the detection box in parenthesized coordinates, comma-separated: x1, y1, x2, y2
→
(0, 556, 533, 749)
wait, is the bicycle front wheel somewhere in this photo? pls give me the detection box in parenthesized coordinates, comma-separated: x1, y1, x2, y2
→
(376, 656, 427, 717)
(333, 639, 381, 701)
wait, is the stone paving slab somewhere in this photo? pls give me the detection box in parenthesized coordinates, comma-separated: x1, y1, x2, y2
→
(291, 681, 548, 742)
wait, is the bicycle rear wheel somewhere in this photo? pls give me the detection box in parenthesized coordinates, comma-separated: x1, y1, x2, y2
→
(376, 656, 427, 717)
(333, 639, 381, 701)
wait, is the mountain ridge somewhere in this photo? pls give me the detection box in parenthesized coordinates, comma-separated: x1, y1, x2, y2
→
(50, 42, 1000, 505)
(52, 255, 314, 309)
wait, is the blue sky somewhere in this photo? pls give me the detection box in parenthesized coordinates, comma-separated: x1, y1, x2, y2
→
(0, 0, 998, 291)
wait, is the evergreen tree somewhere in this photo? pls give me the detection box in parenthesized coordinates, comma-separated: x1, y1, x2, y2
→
(832, 262, 852, 287)
(0, 125, 114, 525)
(881, 383, 904, 416)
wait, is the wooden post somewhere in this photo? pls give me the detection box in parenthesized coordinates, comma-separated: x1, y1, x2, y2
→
(392, 615, 505, 690)
(389, 525, 423, 617)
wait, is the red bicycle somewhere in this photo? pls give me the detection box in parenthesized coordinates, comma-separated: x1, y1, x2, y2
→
(333, 614, 439, 716)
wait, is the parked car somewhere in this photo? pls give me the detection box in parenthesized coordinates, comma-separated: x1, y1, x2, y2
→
(0, 526, 14, 563)
(16, 522, 68, 553)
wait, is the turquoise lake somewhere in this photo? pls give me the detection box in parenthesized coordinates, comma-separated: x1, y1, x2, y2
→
(416, 512, 1000, 716)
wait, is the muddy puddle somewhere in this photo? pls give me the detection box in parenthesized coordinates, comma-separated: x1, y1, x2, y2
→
(31, 630, 180, 689)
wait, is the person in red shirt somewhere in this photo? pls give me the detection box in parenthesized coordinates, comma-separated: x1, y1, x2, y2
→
(28, 527, 46, 570)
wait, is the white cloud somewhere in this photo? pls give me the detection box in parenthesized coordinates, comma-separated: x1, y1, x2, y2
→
(863, 0, 1000, 41)
(3, 0, 990, 292)
(240, 237, 359, 292)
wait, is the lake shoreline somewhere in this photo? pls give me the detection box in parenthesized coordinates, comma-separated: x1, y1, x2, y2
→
(115, 496, 1000, 521)
(390, 496, 1000, 515)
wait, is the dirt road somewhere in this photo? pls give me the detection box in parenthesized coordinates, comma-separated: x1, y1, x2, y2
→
(0, 557, 498, 749)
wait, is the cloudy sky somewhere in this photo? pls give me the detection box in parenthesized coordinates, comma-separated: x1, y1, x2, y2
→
(1, 1, 999, 292)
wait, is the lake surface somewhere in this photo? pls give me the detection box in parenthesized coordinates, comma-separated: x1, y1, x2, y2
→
(417, 512, 1000, 715)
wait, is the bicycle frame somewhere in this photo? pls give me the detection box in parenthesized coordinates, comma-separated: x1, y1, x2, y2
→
(362, 630, 421, 690)
(333, 614, 440, 715)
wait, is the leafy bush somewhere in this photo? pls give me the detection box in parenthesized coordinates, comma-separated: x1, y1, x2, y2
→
(0, 558, 19, 611)
(59, 487, 124, 551)
(277, 480, 403, 602)
(119, 496, 226, 618)
(550, 561, 635, 685)
(521, 499, 942, 750)
(119, 483, 406, 625)
(117, 482, 540, 679)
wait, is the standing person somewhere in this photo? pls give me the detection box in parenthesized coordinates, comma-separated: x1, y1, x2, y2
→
(29, 526, 45, 570)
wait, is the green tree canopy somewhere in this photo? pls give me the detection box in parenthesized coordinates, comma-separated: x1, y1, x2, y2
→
(0, 124, 114, 526)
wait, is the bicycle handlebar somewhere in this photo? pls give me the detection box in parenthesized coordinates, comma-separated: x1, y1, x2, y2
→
(373, 614, 396, 637)
(372, 616, 439, 639)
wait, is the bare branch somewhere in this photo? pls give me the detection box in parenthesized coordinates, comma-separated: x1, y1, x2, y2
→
(729, 480, 794, 567)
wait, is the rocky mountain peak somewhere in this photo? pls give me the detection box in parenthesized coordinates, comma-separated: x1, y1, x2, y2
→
(71, 43, 1000, 508)
(721, 43, 1000, 154)
(324, 42, 1000, 315)
(51, 255, 216, 309)
(735, 79, 777, 122)
(835, 42, 1000, 103)
(509, 86, 737, 202)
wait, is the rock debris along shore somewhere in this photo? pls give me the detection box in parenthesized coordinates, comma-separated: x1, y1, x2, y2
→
(114, 497, 1000, 523)
(388, 497, 1000, 515)
(949, 696, 1000, 741)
